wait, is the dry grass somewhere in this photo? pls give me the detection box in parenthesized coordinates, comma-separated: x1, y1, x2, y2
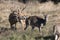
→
(0, 1, 60, 40)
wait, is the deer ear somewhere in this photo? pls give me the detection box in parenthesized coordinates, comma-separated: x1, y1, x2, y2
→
(10, 8, 13, 12)
(42, 12, 46, 17)
(46, 14, 49, 22)
(17, 9, 20, 12)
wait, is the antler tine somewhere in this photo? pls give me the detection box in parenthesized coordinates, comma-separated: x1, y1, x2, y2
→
(21, 6, 26, 13)
(42, 12, 45, 16)
(17, 9, 20, 12)
(10, 7, 13, 12)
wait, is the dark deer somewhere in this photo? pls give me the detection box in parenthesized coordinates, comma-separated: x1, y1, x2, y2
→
(9, 11, 19, 30)
(9, 7, 26, 30)
(53, 23, 60, 40)
(24, 15, 48, 32)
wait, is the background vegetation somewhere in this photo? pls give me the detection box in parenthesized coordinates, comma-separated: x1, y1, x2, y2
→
(0, 0, 60, 40)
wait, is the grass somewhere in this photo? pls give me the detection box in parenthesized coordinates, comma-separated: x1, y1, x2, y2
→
(0, 23, 54, 40)
(0, 1, 60, 40)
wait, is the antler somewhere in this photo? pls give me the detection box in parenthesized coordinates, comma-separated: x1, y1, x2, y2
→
(21, 6, 26, 13)
(22, 6, 26, 11)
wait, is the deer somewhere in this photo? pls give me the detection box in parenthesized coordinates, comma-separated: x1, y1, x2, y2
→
(24, 14, 48, 32)
(53, 23, 60, 40)
(8, 7, 27, 30)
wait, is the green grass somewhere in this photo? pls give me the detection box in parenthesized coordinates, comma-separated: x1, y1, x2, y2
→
(0, 25, 54, 40)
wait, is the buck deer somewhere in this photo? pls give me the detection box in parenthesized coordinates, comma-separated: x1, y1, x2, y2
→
(9, 7, 27, 30)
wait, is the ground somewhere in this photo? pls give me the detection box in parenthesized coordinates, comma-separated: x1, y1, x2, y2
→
(0, 1, 60, 40)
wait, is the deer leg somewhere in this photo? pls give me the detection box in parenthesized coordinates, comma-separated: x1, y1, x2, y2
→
(38, 27, 40, 32)
(24, 20, 29, 30)
(24, 24, 28, 30)
(10, 24, 14, 30)
(19, 19, 21, 23)
(57, 34, 59, 40)
(38, 25, 41, 32)
(55, 34, 59, 40)
(15, 23, 17, 30)
(31, 26, 35, 32)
